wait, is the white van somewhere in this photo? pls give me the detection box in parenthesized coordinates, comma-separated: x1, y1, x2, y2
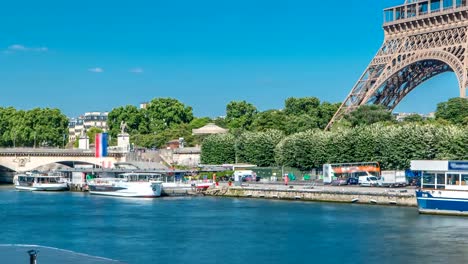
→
(358, 175, 379, 187)
(233, 170, 255, 182)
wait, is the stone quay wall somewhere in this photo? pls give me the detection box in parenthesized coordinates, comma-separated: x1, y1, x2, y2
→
(206, 186, 417, 207)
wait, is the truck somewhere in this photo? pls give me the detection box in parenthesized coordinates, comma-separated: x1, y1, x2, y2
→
(378, 170, 407, 187)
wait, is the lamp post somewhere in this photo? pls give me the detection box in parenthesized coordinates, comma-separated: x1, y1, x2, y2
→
(33, 132, 36, 149)
(13, 131, 16, 148)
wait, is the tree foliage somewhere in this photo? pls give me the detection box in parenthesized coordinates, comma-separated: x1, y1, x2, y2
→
(108, 105, 148, 139)
(435, 97, 468, 124)
(345, 105, 395, 127)
(403, 114, 424, 123)
(275, 124, 468, 170)
(237, 130, 284, 166)
(200, 134, 236, 164)
(107, 98, 197, 148)
(0, 107, 68, 147)
(146, 98, 194, 132)
(226, 100, 258, 130)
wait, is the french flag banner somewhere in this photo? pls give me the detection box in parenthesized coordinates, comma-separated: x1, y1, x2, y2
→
(95, 133, 108, 158)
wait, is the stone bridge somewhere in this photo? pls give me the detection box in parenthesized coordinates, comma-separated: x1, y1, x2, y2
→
(0, 148, 126, 174)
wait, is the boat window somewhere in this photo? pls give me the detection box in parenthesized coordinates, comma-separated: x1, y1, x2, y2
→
(138, 175, 148, 181)
(462, 174, 468, 186)
(422, 173, 435, 188)
(435, 173, 445, 189)
(446, 173, 460, 185)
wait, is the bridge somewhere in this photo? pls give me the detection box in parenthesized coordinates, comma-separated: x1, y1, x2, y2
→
(327, 0, 468, 129)
(0, 148, 126, 182)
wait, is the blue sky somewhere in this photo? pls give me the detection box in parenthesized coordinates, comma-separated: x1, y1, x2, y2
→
(0, 0, 460, 118)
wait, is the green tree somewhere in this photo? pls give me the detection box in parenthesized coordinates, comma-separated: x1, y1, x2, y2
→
(284, 97, 320, 116)
(316, 102, 341, 129)
(435, 97, 468, 124)
(237, 130, 284, 166)
(403, 114, 424, 123)
(201, 134, 236, 164)
(108, 105, 148, 139)
(226, 100, 258, 130)
(87, 127, 104, 145)
(146, 98, 194, 132)
(0, 107, 68, 148)
(251, 110, 287, 132)
(345, 105, 395, 127)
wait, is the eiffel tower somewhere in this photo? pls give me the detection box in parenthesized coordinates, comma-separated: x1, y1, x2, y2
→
(326, 0, 468, 130)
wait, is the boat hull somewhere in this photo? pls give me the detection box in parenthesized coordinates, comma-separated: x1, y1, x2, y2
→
(416, 190, 468, 216)
(15, 183, 69, 192)
(88, 182, 162, 198)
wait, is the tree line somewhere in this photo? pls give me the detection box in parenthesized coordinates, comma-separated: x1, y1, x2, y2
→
(201, 98, 468, 170)
(0, 107, 68, 147)
(106, 96, 341, 148)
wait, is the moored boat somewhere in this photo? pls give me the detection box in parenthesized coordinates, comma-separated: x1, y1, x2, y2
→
(412, 160, 468, 216)
(14, 172, 69, 191)
(87, 173, 163, 198)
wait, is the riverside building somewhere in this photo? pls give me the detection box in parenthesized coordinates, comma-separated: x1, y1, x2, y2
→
(68, 112, 109, 142)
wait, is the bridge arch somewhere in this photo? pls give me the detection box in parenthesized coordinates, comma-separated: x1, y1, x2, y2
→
(361, 50, 466, 110)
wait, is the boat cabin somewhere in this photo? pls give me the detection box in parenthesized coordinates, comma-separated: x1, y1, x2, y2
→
(115, 173, 162, 182)
(411, 160, 468, 190)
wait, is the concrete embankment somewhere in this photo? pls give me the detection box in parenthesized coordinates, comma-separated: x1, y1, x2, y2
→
(206, 185, 417, 207)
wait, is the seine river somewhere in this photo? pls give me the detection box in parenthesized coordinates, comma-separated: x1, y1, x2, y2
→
(0, 185, 467, 264)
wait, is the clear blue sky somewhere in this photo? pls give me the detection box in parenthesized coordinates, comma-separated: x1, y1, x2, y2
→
(0, 0, 460, 118)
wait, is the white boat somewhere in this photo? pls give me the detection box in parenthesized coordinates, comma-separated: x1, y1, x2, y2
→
(412, 160, 468, 216)
(87, 173, 163, 198)
(14, 172, 69, 191)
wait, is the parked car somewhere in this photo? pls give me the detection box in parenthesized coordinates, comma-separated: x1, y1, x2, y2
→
(331, 179, 347, 186)
(242, 175, 261, 182)
(346, 177, 359, 185)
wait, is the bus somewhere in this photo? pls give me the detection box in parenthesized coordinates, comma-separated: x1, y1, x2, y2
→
(323, 162, 381, 184)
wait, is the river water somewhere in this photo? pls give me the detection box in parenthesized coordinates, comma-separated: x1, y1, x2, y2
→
(0, 185, 467, 264)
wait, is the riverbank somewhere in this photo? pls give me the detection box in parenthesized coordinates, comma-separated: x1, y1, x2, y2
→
(1, 182, 418, 206)
(206, 183, 417, 207)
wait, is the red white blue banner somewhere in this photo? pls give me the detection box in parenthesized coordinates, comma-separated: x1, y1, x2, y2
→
(95, 133, 108, 158)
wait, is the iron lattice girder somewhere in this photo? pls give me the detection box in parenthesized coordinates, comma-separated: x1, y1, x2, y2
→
(325, 5, 468, 130)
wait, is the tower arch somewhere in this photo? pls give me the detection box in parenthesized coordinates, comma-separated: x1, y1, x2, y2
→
(326, 1, 468, 129)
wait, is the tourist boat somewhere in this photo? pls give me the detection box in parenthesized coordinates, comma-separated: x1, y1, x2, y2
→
(412, 160, 468, 216)
(87, 173, 163, 198)
(14, 172, 69, 191)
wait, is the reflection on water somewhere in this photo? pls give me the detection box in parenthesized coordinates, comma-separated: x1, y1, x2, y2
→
(0, 187, 468, 264)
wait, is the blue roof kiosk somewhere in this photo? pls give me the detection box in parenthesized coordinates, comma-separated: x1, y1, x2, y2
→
(411, 160, 468, 190)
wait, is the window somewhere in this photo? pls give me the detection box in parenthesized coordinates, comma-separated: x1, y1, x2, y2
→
(456, 0, 467, 8)
(462, 174, 468, 185)
(443, 0, 454, 9)
(431, 0, 441, 12)
(422, 173, 435, 188)
(446, 173, 460, 185)
(436, 173, 445, 189)
(420, 2, 429, 14)
(407, 4, 417, 17)
(384, 9, 394, 22)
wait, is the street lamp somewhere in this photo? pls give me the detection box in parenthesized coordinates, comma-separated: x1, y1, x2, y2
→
(33, 132, 36, 149)
(13, 131, 16, 148)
